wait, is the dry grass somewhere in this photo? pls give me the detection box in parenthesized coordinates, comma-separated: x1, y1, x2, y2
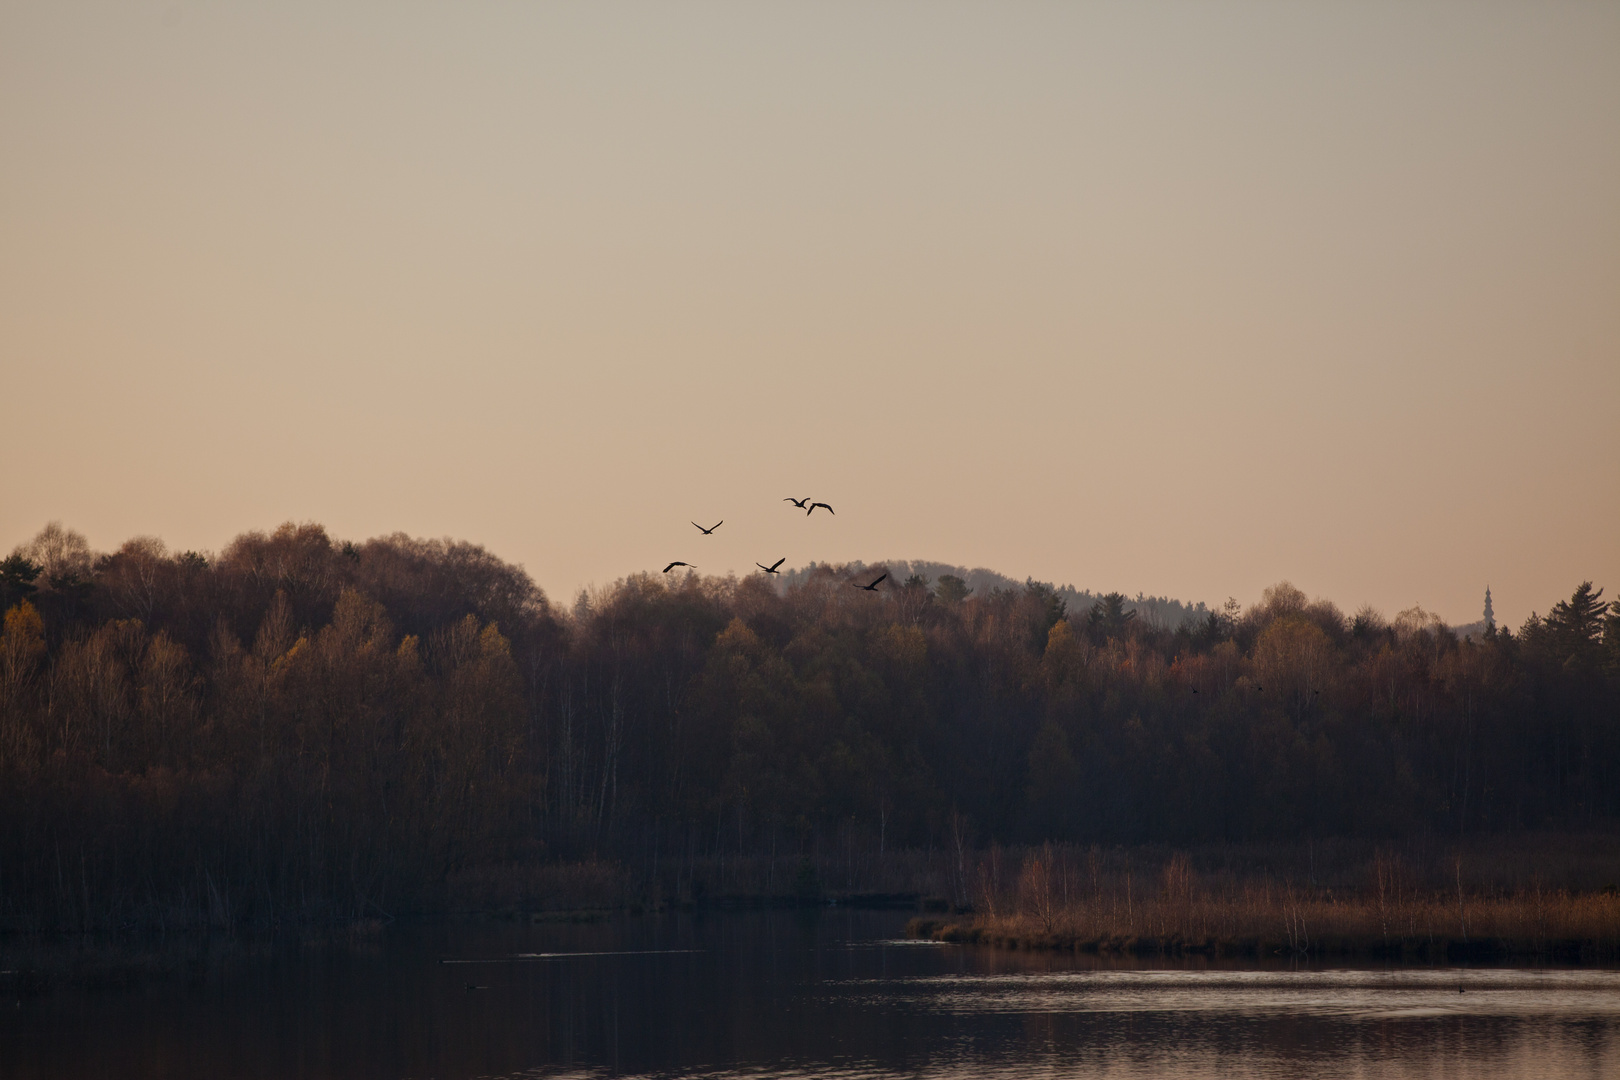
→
(908, 840, 1620, 961)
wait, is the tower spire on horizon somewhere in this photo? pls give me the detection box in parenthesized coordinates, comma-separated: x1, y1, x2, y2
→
(1484, 586, 1495, 632)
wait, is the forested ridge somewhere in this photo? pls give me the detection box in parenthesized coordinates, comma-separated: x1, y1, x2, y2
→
(1, 521, 1617, 931)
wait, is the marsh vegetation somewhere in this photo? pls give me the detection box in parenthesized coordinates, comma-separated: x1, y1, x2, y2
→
(908, 838, 1620, 960)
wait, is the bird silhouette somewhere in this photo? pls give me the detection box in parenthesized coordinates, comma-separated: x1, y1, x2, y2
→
(756, 558, 786, 574)
(692, 521, 723, 535)
(663, 562, 694, 573)
(852, 572, 887, 591)
(807, 502, 834, 516)
(784, 497, 811, 508)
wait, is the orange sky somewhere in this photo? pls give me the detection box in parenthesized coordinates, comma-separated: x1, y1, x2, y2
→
(2, 2, 1617, 627)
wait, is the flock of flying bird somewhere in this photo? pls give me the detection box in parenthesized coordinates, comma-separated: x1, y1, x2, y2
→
(660, 497, 889, 591)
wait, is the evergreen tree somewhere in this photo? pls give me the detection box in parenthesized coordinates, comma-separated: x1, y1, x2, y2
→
(0, 554, 41, 611)
(1543, 582, 1607, 664)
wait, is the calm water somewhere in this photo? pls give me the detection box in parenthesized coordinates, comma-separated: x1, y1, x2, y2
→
(4, 909, 1619, 1079)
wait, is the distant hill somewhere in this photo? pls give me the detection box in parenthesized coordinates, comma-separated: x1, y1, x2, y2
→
(777, 559, 1215, 630)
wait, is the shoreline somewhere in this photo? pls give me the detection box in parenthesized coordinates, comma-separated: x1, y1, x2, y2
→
(904, 915, 1618, 963)
(6, 892, 1620, 1000)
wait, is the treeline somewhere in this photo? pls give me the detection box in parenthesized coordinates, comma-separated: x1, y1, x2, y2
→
(780, 559, 1214, 629)
(1, 521, 1617, 930)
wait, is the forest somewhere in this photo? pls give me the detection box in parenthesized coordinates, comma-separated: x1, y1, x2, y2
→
(1, 521, 1617, 932)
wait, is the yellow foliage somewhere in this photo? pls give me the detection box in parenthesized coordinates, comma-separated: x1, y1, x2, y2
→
(478, 622, 511, 660)
(1042, 619, 1087, 690)
(874, 623, 926, 671)
(1, 602, 47, 721)
(3, 601, 46, 661)
(1254, 615, 1335, 709)
(715, 616, 760, 650)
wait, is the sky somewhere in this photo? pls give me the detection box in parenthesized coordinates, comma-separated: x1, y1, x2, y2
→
(2, 1, 1617, 628)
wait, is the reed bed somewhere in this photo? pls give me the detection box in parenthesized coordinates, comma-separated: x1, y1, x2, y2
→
(908, 844, 1620, 961)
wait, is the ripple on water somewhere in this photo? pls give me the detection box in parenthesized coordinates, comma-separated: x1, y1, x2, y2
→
(832, 967, 1620, 1020)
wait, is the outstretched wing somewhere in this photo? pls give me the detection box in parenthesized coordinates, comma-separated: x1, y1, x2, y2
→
(868, 573, 888, 588)
(663, 561, 689, 573)
(809, 502, 834, 515)
(768, 557, 785, 571)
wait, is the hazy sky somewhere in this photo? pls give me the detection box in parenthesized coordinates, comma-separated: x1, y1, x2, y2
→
(3, 1, 1617, 626)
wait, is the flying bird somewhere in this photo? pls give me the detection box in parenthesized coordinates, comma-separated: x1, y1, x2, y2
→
(663, 562, 694, 573)
(756, 558, 786, 574)
(692, 521, 723, 535)
(807, 502, 834, 516)
(784, 497, 811, 508)
(852, 572, 887, 592)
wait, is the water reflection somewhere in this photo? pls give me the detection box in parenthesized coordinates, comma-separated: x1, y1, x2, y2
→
(859, 967, 1620, 1018)
(2, 909, 1616, 1079)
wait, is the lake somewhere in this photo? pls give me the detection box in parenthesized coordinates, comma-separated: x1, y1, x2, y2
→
(4, 908, 1619, 1078)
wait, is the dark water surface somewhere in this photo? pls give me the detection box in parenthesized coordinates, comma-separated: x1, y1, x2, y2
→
(4, 909, 1619, 1078)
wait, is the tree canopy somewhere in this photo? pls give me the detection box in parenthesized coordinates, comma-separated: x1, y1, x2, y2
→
(2, 520, 1617, 930)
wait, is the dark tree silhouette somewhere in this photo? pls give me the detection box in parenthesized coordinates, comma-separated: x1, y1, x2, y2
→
(1, 522, 1616, 934)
